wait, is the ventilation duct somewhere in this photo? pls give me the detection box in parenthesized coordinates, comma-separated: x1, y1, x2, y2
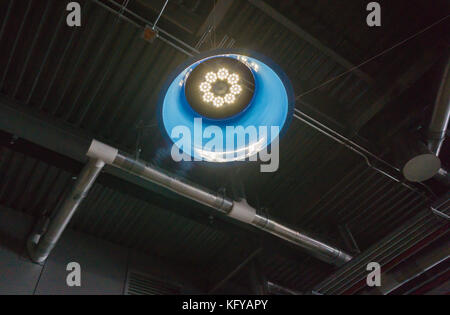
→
(428, 57, 450, 156)
(27, 139, 352, 266)
(87, 140, 352, 266)
(394, 57, 449, 183)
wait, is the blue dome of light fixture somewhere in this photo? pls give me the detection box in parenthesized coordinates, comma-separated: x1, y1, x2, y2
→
(159, 49, 294, 162)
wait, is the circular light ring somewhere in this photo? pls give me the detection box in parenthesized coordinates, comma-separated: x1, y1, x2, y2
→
(203, 92, 214, 102)
(159, 49, 295, 163)
(217, 68, 229, 80)
(227, 73, 239, 85)
(198, 68, 242, 108)
(205, 72, 217, 83)
(213, 96, 225, 107)
(230, 84, 242, 95)
(199, 82, 211, 93)
(185, 57, 255, 120)
(224, 93, 235, 104)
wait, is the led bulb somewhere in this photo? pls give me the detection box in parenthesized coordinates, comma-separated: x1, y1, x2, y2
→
(199, 82, 211, 93)
(224, 93, 235, 104)
(213, 96, 224, 107)
(203, 92, 214, 103)
(205, 72, 217, 83)
(227, 73, 239, 85)
(230, 84, 242, 95)
(217, 68, 229, 80)
(238, 56, 248, 62)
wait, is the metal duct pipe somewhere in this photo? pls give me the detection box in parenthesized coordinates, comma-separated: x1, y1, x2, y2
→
(27, 159, 104, 263)
(232, 200, 353, 265)
(428, 57, 450, 155)
(87, 140, 352, 266)
(87, 140, 234, 214)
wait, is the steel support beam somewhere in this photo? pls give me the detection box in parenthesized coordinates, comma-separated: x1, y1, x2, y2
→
(351, 46, 443, 132)
(209, 248, 263, 294)
(313, 193, 449, 295)
(0, 96, 176, 200)
(362, 238, 449, 295)
(196, 0, 234, 37)
(248, 0, 373, 83)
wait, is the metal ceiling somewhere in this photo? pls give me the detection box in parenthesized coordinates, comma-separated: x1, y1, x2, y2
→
(0, 0, 448, 293)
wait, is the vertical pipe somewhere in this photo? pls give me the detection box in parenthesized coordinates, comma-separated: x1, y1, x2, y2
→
(27, 159, 104, 263)
(428, 58, 450, 155)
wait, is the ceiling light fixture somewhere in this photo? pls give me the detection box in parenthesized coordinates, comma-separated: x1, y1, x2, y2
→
(198, 68, 242, 108)
(160, 49, 294, 162)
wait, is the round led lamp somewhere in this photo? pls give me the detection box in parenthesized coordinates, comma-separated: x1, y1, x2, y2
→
(159, 49, 294, 162)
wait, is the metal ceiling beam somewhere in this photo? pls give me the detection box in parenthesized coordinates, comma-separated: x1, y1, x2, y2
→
(209, 248, 263, 293)
(351, 47, 443, 132)
(248, 0, 373, 83)
(362, 237, 449, 295)
(135, 0, 202, 35)
(92, 0, 199, 57)
(313, 193, 449, 294)
(0, 96, 201, 204)
(196, 0, 234, 37)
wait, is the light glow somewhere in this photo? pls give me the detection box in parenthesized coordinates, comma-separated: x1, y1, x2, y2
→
(199, 69, 242, 106)
(199, 82, 211, 93)
(227, 73, 239, 85)
(224, 93, 235, 104)
(213, 96, 225, 107)
(203, 92, 214, 102)
(217, 68, 229, 80)
(205, 72, 217, 83)
(230, 84, 242, 95)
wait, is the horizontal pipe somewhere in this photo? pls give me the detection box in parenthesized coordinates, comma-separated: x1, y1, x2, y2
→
(87, 139, 352, 266)
(230, 199, 352, 264)
(27, 159, 104, 263)
(87, 140, 233, 213)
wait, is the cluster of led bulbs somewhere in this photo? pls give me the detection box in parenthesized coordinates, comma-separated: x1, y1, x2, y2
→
(199, 68, 242, 108)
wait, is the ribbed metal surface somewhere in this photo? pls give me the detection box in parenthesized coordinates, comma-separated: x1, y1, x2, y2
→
(314, 195, 449, 294)
(0, 0, 445, 292)
(125, 271, 181, 295)
(220, 1, 370, 106)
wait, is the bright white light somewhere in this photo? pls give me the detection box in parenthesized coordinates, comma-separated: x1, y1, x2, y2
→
(227, 73, 239, 85)
(251, 62, 259, 72)
(199, 69, 242, 106)
(217, 68, 229, 80)
(205, 72, 217, 83)
(203, 92, 214, 102)
(194, 137, 267, 163)
(230, 84, 242, 95)
(238, 56, 248, 62)
(224, 93, 235, 104)
(213, 96, 224, 107)
(199, 82, 211, 93)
